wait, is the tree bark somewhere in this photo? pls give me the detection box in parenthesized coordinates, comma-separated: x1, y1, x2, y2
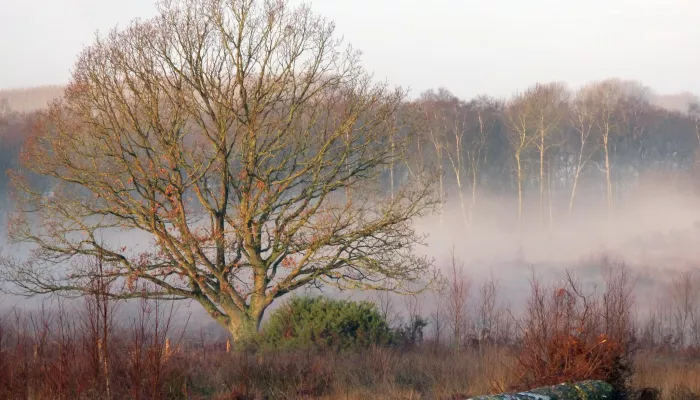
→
(516, 152, 523, 228)
(539, 122, 545, 226)
(228, 308, 265, 343)
(603, 131, 612, 221)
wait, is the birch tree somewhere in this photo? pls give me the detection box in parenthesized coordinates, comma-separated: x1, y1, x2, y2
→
(530, 83, 568, 225)
(506, 92, 536, 226)
(567, 89, 597, 215)
(580, 81, 622, 220)
(417, 88, 458, 227)
(508, 84, 568, 226)
(442, 101, 470, 227)
(463, 97, 497, 225)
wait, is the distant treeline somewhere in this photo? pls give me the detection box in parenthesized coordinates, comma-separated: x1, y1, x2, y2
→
(1, 81, 699, 225)
(393, 80, 700, 225)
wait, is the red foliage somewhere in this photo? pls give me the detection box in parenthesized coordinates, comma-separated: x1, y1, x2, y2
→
(513, 267, 635, 392)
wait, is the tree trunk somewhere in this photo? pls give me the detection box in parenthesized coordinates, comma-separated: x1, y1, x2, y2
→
(227, 309, 265, 343)
(438, 161, 444, 228)
(539, 129, 545, 226)
(603, 133, 612, 221)
(568, 169, 580, 217)
(470, 166, 478, 225)
(568, 142, 585, 216)
(515, 152, 523, 228)
(547, 162, 553, 230)
(390, 132, 395, 199)
(456, 174, 469, 229)
(389, 161, 394, 199)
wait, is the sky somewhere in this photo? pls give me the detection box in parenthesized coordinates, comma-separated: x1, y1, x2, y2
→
(1, 0, 699, 99)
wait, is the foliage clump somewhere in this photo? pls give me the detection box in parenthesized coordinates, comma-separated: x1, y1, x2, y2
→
(514, 266, 635, 395)
(259, 296, 394, 351)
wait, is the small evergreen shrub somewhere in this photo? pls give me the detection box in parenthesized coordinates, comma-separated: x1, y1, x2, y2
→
(260, 296, 393, 351)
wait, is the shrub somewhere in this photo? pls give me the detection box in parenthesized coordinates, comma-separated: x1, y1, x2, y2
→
(393, 316, 429, 347)
(514, 265, 635, 393)
(259, 296, 393, 351)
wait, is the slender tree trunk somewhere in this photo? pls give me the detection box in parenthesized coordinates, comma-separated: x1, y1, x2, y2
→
(470, 113, 485, 225)
(568, 168, 580, 216)
(539, 127, 545, 226)
(456, 174, 469, 229)
(695, 121, 700, 167)
(568, 143, 585, 216)
(548, 161, 553, 230)
(390, 132, 395, 199)
(603, 132, 612, 220)
(345, 130, 351, 202)
(516, 152, 523, 228)
(470, 166, 478, 225)
(438, 160, 444, 228)
(390, 162, 394, 199)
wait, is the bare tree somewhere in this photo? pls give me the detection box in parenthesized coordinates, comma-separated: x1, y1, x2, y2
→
(506, 92, 537, 226)
(79, 254, 120, 400)
(579, 80, 625, 220)
(443, 102, 470, 228)
(567, 89, 597, 215)
(444, 249, 470, 351)
(430, 284, 446, 346)
(417, 88, 459, 228)
(669, 272, 698, 349)
(528, 83, 569, 226)
(464, 97, 497, 225)
(473, 273, 502, 349)
(375, 290, 399, 327)
(2, 0, 437, 340)
(443, 97, 494, 228)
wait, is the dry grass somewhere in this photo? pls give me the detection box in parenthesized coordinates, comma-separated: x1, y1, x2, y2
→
(2, 261, 699, 399)
(633, 352, 700, 400)
(0, 298, 517, 399)
(180, 345, 514, 399)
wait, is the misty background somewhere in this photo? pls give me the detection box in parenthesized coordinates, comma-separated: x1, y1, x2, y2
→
(1, 0, 700, 333)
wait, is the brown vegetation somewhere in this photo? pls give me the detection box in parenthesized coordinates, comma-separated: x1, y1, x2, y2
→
(513, 266, 634, 391)
(0, 258, 697, 400)
(1, 0, 700, 399)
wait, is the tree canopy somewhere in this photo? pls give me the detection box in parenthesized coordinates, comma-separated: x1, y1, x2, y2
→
(1, 0, 437, 339)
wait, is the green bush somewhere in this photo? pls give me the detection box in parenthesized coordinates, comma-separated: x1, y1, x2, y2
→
(259, 296, 393, 351)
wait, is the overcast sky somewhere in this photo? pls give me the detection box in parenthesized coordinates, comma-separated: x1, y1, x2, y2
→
(1, 0, 698, 99)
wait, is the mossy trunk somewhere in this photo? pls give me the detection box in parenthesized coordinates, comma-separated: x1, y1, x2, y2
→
(227, 310, 264, 345)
